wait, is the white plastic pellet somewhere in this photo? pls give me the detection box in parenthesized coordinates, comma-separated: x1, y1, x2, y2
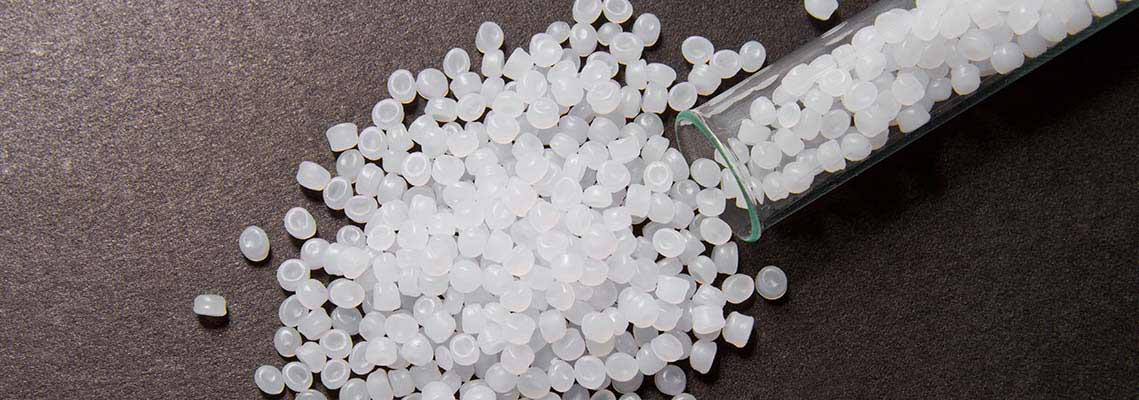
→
(680, 36, 714, 65)
(193, 294, 226, 317)
(653, 365, 686, 396)
(805, 0, 840, 20)
(688, 340, 716, 374)
(254, 365, 285, 394)
(632, 13, 661, 46)
(756, 265, 788, 300)
(238, 226, 269, 262)
(282, 361, 313, 392)
(721, 274, 756, 304)
(722, 311, 755, 348)
(667, 83, 697, 112)
(283, 207, 317, 239)
(325, 122, 358, 152)
(385, 69, 417, 104)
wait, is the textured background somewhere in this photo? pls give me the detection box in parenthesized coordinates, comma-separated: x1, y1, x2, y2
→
(1, 1, 1137, 399)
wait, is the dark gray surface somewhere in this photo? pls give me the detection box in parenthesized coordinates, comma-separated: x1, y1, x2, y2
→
(1, 1, 1136, 399)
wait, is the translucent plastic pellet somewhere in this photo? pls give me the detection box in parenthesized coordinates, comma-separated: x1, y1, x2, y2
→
(503, 48, 534, 81)
(990, 42, 1025, 74)
(951, 64, 982, 95)
(417, 68, 450, 99)
(805, 0, 839, 20)
(747, 97, 776, 127)
(254, 365, 285, 395)
(296, 161, 332, 191)
(381, 70, 416, 105)
(569, 23, 600, 57)
(516, 367, 551, 398)
(501, 343, 536, 375)
(721, 273, 755, 304)
(739, 40, 767, 73)
(476, 22, 504, 53)
(573, 356, 607, 390)
(836, 131, 870, 161)
(298, 310, 332, 341)
(610, 33, 645, 64)
(573, 0, 604, 24)
(698, 218, 732, 245)
(238, 226, 269, 262)
(586, 80, 622, 114)
(282, 361, 313, 392)
(193, 294, 226, 317)
(389, 369, 416, 397)
(531, 34, 564, 68)
(402, 152, 432, 186)
(371, 101, 404, 132)
(321, 359, 350, 389)
(958, 29, 994, 62)
(690, 305, 725, 335)
(891, 73, 926, 106)
(275, 259, 309, 292)
(722, 311, 755, 348)
(343, 196, 376, 224)
(398, 333, 433, 366)
(842, 81, 879, 112)
(710, 50, 742, 79)
(526, 98, 561, 129)
(687, 64, 721, 96)
(323, 177, 352, 210)
(1006, 3, 1040, 35)
(756, 265, 788, 300)
(646, 333, 681, 363)
(321, 123, 357, 154)
(602, 0, 633, 23)
(1088, 0, 1118, 17)
(680, 36, 714, 65)
(653, 365, 686, 396)
(485, 364, 518, 393)
(667, 82, 697, 112)
(689, 340, 716, 374)
(329, 280, 365, 309)
(481, 49, 505, 78)
(545, 20, 572, 43)
(273, 326, 302, 357)
(597, 22, 622, 46)
(776, 102, 802, 128)
(898, 106, 932, 133)
(773, 128, 804, 157)
(296, 279, 328, 310)
(604, 352, 639, 382)
(632, 13, 661, 46)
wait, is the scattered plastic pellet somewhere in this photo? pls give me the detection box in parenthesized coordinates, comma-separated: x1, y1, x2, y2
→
(206, 0, 1124, 398)
(238, 226, 269, 262)
(805, 0, 839, 21)
(756, 265, 788, 300)
(193, 294, 227, 317)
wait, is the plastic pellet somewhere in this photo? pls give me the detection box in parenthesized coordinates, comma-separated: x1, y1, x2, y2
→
(193, 294, 226, 317)
(254, 365, 285, 394)
(237, 226, 269, 262)
(756, 265, 788, 300)
(805, 0, 840, 21)
(680, 36, 714, 65)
